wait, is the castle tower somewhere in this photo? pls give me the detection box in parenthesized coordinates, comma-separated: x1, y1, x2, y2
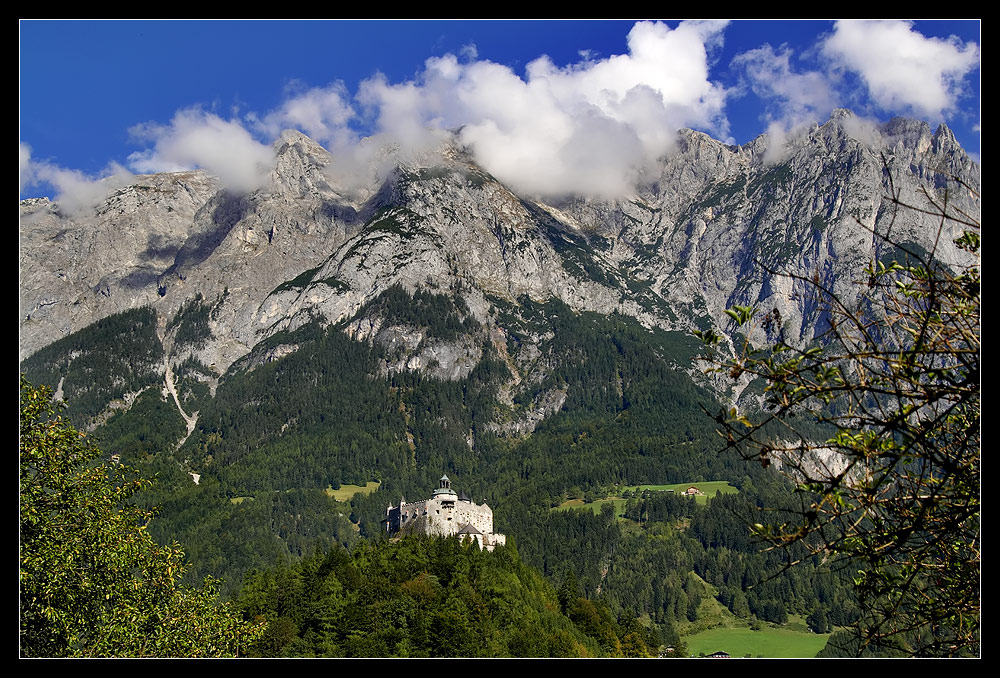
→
(383, 476, 506, 550)
(432, 474, 458, 507)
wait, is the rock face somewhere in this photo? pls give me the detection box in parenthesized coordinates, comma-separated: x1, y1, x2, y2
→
(20, 111, 980, 423)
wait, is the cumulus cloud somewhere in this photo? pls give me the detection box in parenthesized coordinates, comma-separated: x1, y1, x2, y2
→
(127, 108, 275, 191)
(733, 44, 835, 131)
(732, 22, 979, 161)
(22, 21, 736, 202)
(21, 21, 985, 205)
(731, 43, 838, 163)
(20, 142, 135, 215)
(353, 20, 731, 197)
(19, 142, 33, 191)
(248, 82, 357, 150)
(822, 20, 979, 120)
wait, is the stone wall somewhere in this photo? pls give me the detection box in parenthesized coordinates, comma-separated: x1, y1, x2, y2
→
(385, 490, 504, 550)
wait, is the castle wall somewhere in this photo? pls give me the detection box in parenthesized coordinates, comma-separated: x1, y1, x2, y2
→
(385, 489, 504, 550)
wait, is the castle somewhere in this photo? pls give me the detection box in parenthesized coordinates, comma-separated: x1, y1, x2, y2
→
(384, 475, 507, 551)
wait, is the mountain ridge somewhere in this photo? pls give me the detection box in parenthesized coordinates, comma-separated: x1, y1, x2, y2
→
(18, 110, 980, 614)
(20, 109, 979, 405)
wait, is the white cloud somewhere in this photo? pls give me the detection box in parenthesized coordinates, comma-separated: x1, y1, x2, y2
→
(839, 114, 886, 149)
(40, 168, 134, 216)
(354, 20, 731, 197)
(20, 142, 33, 191)
(21, 141, 136, 215)
(23, 20, 739, 202)
(358, 73, 451, 157)
(127, 108, 274, 191)
(731, 43, 839, 163)
(458, 43, 478, 62)
(249, 82, 357, 150)
(20, 21, 984, 206)
(733, 44, 836, 131)
(822, 20, 979, 120)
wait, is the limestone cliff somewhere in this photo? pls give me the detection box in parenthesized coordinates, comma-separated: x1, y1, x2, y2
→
(20, 110, 980, 433)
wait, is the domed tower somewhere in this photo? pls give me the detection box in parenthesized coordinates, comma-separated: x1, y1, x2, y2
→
(432, 474, 457, 509)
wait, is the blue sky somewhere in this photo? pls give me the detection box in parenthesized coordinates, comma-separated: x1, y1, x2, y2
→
(20, 20, 980, 202)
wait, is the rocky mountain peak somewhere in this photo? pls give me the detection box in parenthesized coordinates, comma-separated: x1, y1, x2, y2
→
(268, 129, 340, 200)
(882, 116, 934, 151)
(932, 122, 960, 154)
(20, 111, 980, 396)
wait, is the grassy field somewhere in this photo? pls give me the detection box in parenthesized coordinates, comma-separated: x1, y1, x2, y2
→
(325, 481, 381, 502)
(668, 575, 829, 658)
(631, 481, 739, 505)
(684, 625, 830, 658)
(552, 497, 629, 517)
(664, 569, 830, 658)
(553, 481, 739, 512)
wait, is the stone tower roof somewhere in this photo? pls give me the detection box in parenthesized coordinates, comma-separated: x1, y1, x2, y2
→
(433, 473, 457, 498)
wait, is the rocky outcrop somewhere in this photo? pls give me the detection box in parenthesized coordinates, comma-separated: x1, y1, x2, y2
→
(20, 111, 980, 419)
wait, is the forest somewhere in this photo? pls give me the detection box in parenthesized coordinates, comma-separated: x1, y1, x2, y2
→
(20, 283, 940, 657)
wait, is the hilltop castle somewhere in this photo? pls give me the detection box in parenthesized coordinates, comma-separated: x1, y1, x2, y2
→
(384, 475, 507, 551)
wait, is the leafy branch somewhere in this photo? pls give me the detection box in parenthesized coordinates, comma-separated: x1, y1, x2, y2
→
(695, 178, 980, 656)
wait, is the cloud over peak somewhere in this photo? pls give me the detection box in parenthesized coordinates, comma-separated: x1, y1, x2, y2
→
(354, 20, 731, 196)
(249, 82, 357, 150)
(20, 20, 980, 205)
(20, 142, 135, 216)
(732, 44, 836, 131)
(127, 108, 274, 192)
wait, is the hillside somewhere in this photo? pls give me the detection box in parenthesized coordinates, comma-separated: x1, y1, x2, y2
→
(19, 110, 980, 655)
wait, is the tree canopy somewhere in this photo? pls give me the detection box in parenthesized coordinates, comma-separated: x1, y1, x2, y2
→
(19, 377, 264, 657)
(697, 182, 980, 656)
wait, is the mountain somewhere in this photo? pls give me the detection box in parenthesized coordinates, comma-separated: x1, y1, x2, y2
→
(19, 110, 980, 609)
(20, 109, 978, 370)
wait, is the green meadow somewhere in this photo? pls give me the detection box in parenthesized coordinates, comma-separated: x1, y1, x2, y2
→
(553, 481, 739, 513)
(552, 497, 630, 517)
(632, 481, 739, 505)
(685, 625, 830, 658)
(325, 481, 381, 502)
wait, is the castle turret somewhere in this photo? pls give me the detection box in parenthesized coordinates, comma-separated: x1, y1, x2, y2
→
(432, 474, 458, 506)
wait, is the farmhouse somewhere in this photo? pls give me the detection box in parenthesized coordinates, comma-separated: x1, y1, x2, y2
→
(384, 475, 507, 551)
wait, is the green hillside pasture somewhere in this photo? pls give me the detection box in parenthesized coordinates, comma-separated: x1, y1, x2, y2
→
(552, 497, 630, 517)
(326, 481, 381, 502)
(632, 481, 738, 505)
(685, 625, 830, 658)
(553, 481, 739, 513)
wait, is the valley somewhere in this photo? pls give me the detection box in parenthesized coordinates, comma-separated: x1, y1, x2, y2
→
(19, 110, 979, 657)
